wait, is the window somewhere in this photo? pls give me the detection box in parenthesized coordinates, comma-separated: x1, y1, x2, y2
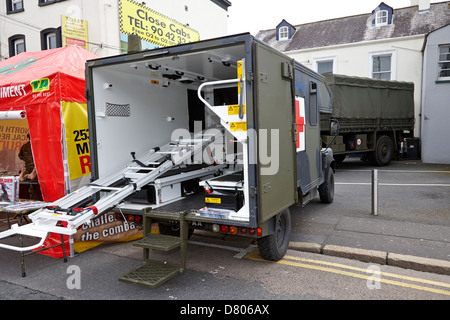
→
(375, 10, 388, 26)
(14, 39, 25, 55)
(11, 0, 22, 10)
(317, 61, 333, 75)
(313, 56, 337, 75)
(369, 51, 396, 80)
(41, 28, 62, 50)
(47, 33, 57, 49)
(372, 55, 391, 79)
(309, 82, 318, 126)
(6, 0, 24, 14)
(279, 26, 289, 40)
(438, 45, 450, 81)
(8, 34, 25, 57)
(276, 20, 295, 41)
(371, 4, 393, 28)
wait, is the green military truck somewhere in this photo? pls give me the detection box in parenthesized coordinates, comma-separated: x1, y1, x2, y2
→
(320, 74, 415, 166)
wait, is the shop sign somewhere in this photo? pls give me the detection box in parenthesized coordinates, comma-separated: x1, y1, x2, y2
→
(119, 0, 200, 47)
(61, 15, 89, 50)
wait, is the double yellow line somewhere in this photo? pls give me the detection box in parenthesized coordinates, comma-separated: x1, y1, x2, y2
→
(246, 251, 450, 297)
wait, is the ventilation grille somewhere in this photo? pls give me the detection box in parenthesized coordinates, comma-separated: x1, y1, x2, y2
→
(106, 103, 130, 117)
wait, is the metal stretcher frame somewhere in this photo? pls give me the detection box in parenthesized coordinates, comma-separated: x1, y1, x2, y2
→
(0, 130, 221, 255)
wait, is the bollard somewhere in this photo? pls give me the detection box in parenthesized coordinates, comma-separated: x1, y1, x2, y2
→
(69, 235, 75, 258)
(372, 169, 378, 215)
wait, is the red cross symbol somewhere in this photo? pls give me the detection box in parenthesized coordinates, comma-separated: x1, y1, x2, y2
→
(295, 98, 305, 151)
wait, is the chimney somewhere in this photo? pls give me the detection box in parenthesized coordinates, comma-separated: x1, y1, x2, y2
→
(411, 0, 430, 11)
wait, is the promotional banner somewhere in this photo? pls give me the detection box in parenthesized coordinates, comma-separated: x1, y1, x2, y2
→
(119, 0, 200, 47)
(73, 212, 143, 253)
(0, 119, 29, 175)
(61, 15, 89, 50)
(0, 74, 59, 107)
(62, 102, 91, 181)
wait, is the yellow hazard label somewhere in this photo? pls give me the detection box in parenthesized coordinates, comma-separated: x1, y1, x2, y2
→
(205, 197, 221, 204)
(237, 60, 243, 94)
(229, 122, 247, 132)
(151, 80, 160, 85)
(228, 105, 246, 116)
(237, 61, 243, 79)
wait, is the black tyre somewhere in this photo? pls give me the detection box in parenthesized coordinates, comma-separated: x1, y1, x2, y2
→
(319, 167, 334, 203)
(257, 209, 291, 261)
(333, 154, 346, 164)
(373, 135, 393, 166)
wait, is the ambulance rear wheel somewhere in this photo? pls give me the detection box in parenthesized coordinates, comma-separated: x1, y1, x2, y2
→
(257, 209, 291, 261)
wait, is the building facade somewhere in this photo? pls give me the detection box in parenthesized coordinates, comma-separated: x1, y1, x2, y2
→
(421, 24, 450, 164)
(255, 1, 450, 163)
(0, 0, 231, 59)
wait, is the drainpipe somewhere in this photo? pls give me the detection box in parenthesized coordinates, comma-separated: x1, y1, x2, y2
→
(419, 32, 429, 159)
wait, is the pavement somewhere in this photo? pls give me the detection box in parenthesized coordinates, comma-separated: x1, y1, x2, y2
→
(288, 157, 450, 276)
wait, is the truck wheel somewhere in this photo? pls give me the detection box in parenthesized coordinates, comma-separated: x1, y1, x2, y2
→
(257, 209, 291, 261)
(319, 167, 334, 203)
(374, 135, 393, 166)
(333, 154, 346, 164)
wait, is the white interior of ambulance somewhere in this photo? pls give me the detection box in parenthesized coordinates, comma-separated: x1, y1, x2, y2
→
(91, 44, 251, 222)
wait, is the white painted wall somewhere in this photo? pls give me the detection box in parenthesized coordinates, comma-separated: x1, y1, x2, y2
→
(421, 24, 450, 164)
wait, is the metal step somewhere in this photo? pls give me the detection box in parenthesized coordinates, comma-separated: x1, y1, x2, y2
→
(133, 234, 181, 251)
(119, 260, 181, 288)
(119, 211, 189, 288)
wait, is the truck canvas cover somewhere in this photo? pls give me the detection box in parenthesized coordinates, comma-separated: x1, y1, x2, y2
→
(324, 74, 414, 120)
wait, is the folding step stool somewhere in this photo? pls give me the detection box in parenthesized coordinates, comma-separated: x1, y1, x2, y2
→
(119, 210, 189, 288)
